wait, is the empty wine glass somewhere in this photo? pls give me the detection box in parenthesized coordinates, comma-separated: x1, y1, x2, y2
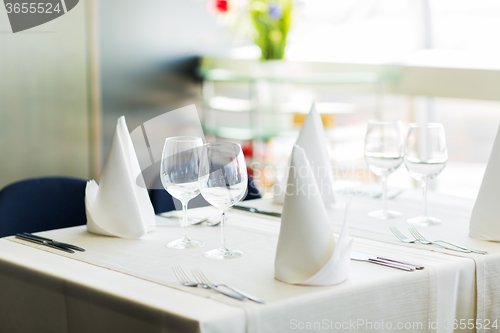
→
(161, 136, 205, 249)
(198, 142, 248, 260)
(364, 120, 404, 219)
(404, 123, 448, 226)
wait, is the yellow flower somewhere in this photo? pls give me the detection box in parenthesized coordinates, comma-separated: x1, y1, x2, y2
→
(250, 1, 268, 14)
(268, 30, 282, 42)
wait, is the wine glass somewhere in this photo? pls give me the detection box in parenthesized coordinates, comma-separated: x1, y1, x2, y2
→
(160, 136, 205, 249)
(198, 142, 248, 260)
(404, 123, 448, 226)
(364, 120, 404, 219)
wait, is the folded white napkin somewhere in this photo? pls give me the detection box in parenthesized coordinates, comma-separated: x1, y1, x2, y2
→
(470, 124, 500, 241)
(275, 145, 351, 286)
(86, 116, 156, 239)
(274, 104, 336, 206)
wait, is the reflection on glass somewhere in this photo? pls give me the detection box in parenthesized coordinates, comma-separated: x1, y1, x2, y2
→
(161, 136, 205, 249)
(364, 120, 404, 219)
(199, 142, 248, 260)
(404, 123, 448, 226)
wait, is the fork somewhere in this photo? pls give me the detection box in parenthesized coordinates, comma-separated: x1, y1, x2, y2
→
(390, 226, 469, 252)
(193, 269, 266, 304)
(389, 226, 417, 243)
(191, 269, 245, 301)
(407, 228, 472, 253)
(172, 266, 198, 287)
(173, 266, 244, 300)
(391, 227, 471, 252)
(409, 227, 487, 254)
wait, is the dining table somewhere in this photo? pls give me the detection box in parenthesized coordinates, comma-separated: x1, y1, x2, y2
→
(1, 188, 499, 333)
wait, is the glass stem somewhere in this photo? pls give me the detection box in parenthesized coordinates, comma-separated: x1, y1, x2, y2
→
(220, 210, 227, 251)
(182, 201, 189, 242)
(422, 181, 428, 219)
(381, 175, 388, 213)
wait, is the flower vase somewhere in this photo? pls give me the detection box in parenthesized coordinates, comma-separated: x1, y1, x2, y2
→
(251, 60, 292, 139)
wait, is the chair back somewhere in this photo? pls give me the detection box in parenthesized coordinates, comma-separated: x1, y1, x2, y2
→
(0, 176, 87, 237)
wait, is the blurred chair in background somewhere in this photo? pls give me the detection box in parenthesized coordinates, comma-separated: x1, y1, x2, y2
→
(149, 176, 261, 214)
(0, 177, 87, 237)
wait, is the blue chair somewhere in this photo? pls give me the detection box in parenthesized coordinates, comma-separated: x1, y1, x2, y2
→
(149, 176, 261, 214)
(0, 177, 87, 237)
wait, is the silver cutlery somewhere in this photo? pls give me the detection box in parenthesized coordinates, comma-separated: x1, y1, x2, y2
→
(367, 189, 404, 200)
(21, 233, 85, 252)
(409, 227, 487, 255)
(232, 205, 282, 218)
(407, 228, 472, 253)
(351, 251, 415, 271)
(391, 226, 470, 253)
(159, 213, 205, 224)
(172, 266, 198, 287)
(191, 269, 245, 301)
(172, 266, 244, 301)
(389, 226, 417, 243)
(190, 214, 224, 226)
(376, 256, 424, 270)
(190, 215, 223, 227)
(159, 213, 222, 227)
(205, 216, 222, 227)
(193, 269, 265, 304)
(15, 233, 75, 253)
(189, 217, 210, 225)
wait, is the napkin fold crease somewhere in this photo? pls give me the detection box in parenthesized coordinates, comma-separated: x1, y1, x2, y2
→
(274, 104, 336, 206)
(275, 145, 351, 286)
(470, 124, 500, 241)
(86, 116, 156, 239)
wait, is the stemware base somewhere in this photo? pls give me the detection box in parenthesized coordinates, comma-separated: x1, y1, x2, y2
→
(204, 247, 243, 260)
(407, 216, 442, 226)
(368, 209, 402, 220)
(166, 238, 204, 249)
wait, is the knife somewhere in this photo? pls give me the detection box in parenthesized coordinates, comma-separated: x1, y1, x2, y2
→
(376, 256, 424, 270)
(232, 205, 282, 218)
(22, 233, 86, 252)
(351, 251, 416, 271)
(216, 284, 266, 304)
(15, 234, 75, 254)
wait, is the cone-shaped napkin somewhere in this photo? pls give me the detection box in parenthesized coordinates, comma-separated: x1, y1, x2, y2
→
(470, 124, 500, 241)
(274, 104, 336, 206)
(86, 117, 156, 238)
(275, 145, 351, 286)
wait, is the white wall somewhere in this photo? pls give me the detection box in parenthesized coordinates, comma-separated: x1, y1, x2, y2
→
(0, 1, 96, 187)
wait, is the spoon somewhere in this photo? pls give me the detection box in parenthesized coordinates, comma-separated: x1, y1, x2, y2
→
(189, 217, 209, 225)
(192, 214, 225, 226)
(367, 189, 404, 199)
(158, 213, 224, 226)
(206, 216, 223, 227)
(158, 214, 212, 225)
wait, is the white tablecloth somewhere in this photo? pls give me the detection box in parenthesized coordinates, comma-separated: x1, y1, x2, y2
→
(1, 191, 498, 333)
